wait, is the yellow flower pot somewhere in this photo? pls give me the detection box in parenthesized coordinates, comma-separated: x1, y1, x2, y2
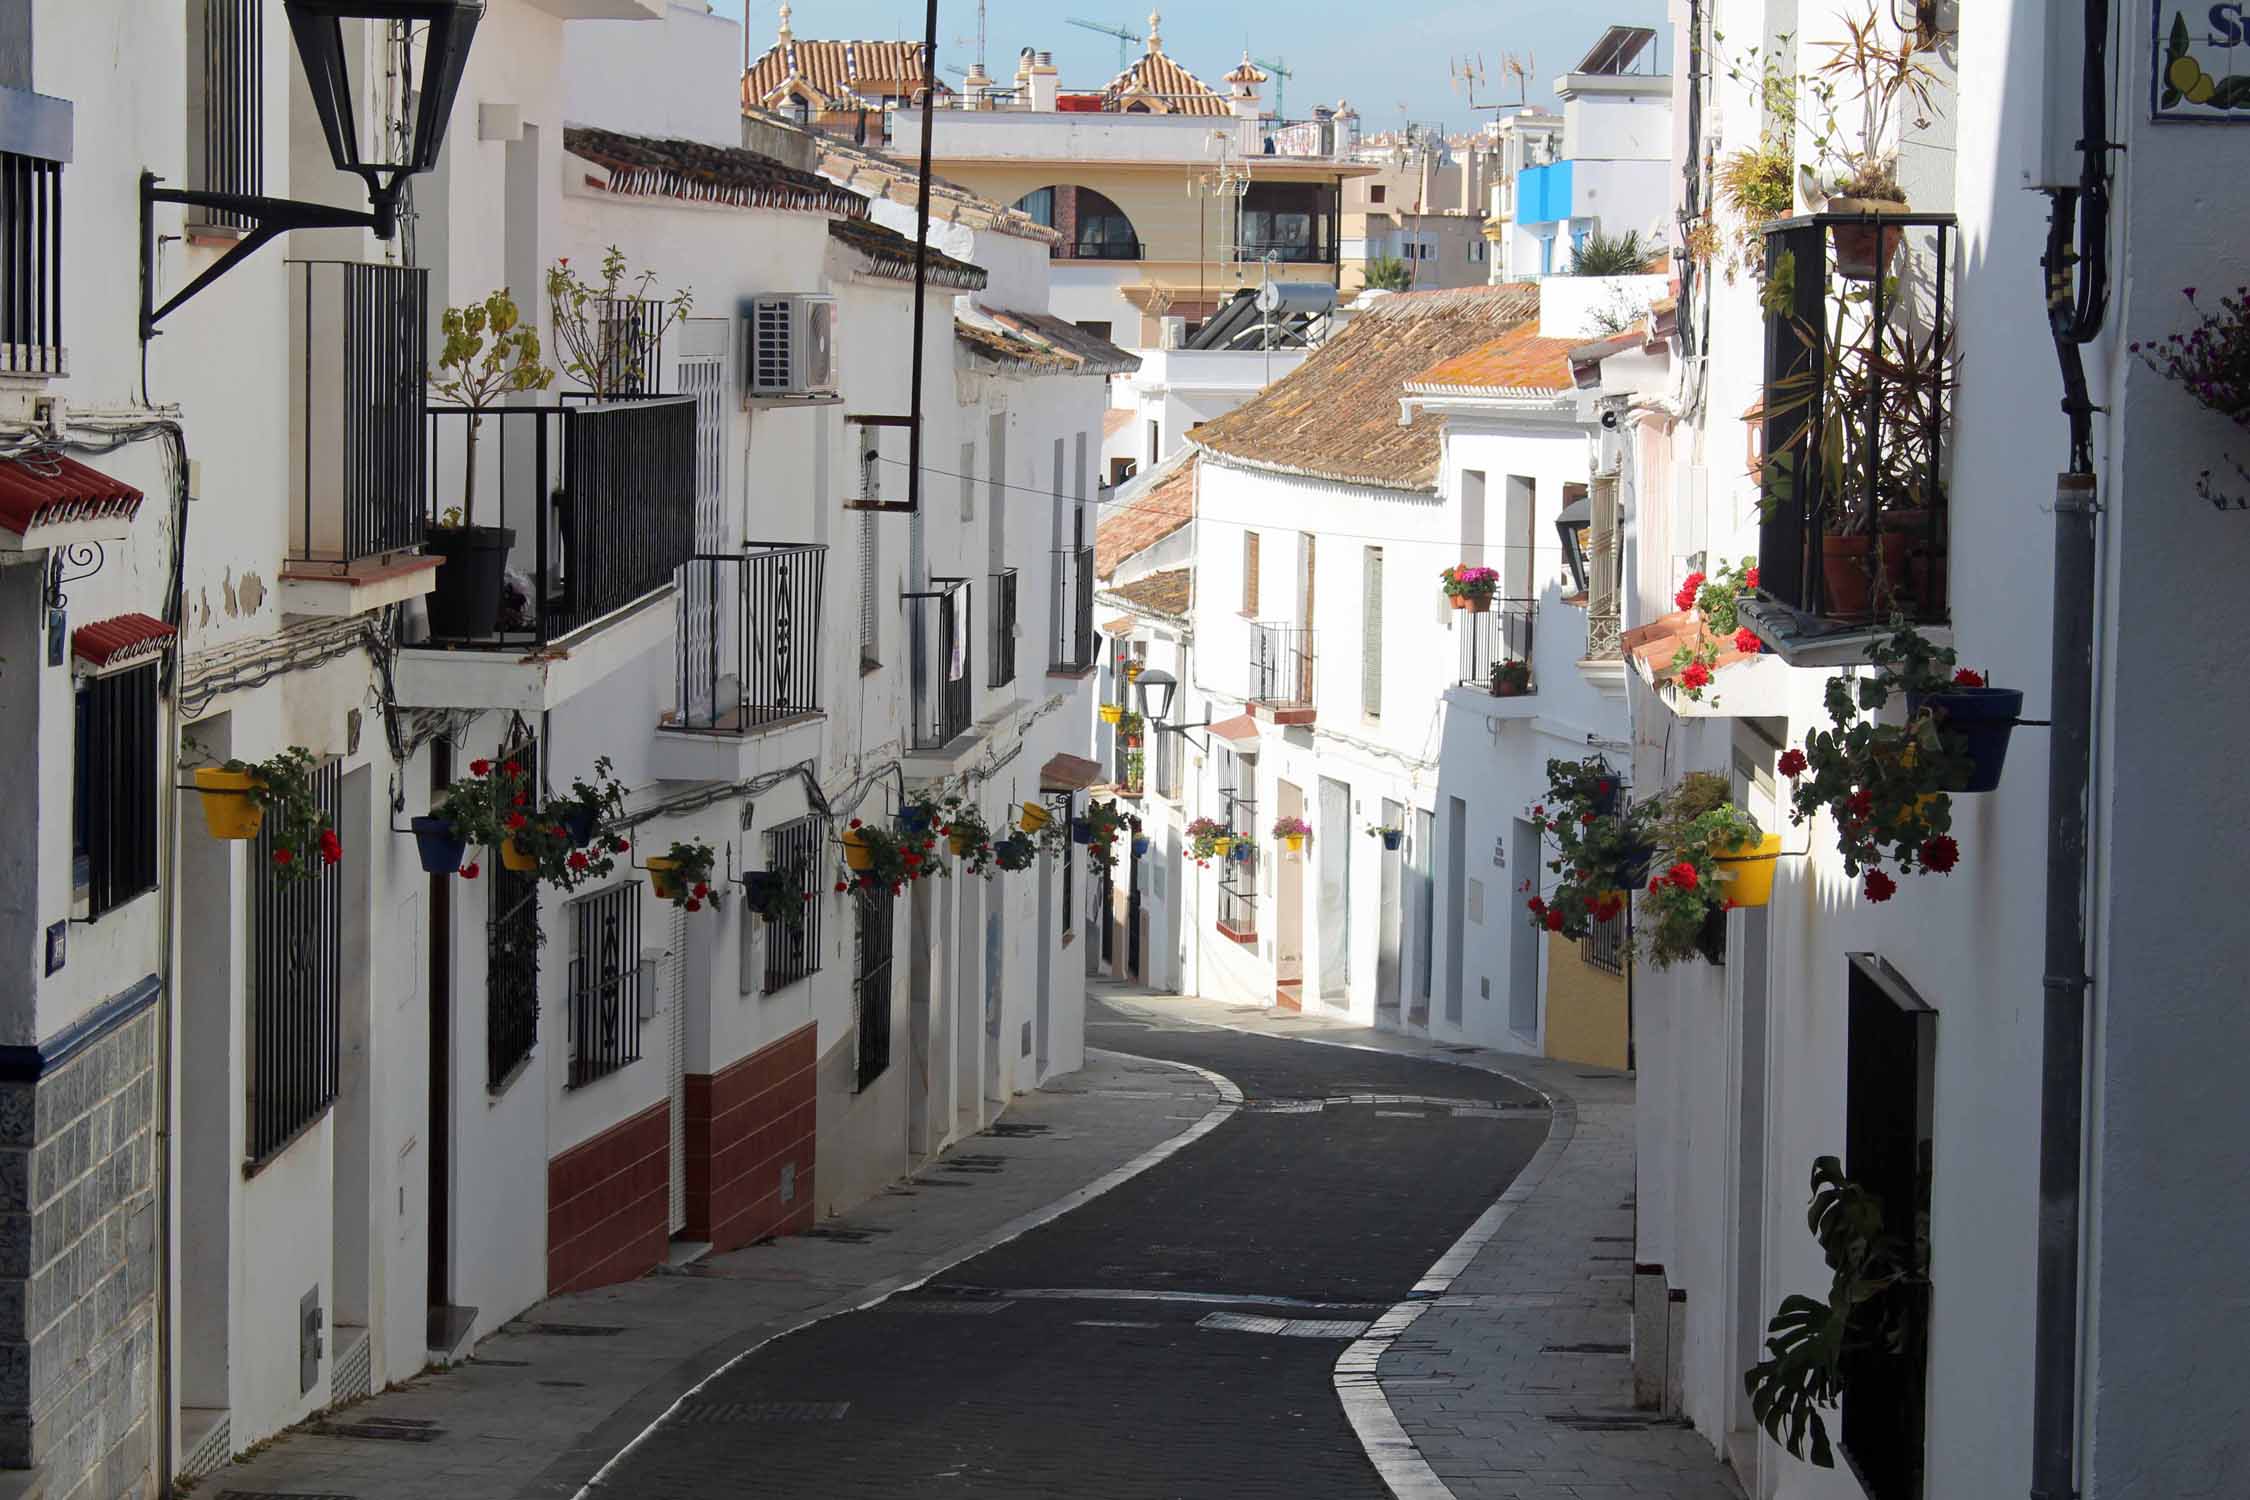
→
(1124, 661, 1143, 682)
(1099, 704, 1123, 725)
(501, 836, 538, 873)
(646, 855, 683, 898)
(841, 829, 875, 871)
(949, 830, 975, 857)
(194, 768, 264, 841)
(1018, 803, 1051, 834)
(1713, 833, 1784, 908)
(1212, 835, 1234, 857)
(1283, 833, 1306, 854)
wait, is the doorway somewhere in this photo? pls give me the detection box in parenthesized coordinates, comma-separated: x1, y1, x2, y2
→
(1376, 796, 1405, 1021)
(1508, 815, 1542, 1040)
(1317, 777, 1351, 1005)
(1444, 796, 1467, 1026)
(1275, 779, 1307, 1008)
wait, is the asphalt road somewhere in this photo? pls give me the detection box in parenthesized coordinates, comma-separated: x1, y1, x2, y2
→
(586, 999, 1548, 1498)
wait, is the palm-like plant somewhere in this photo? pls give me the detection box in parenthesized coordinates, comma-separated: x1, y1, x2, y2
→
(1569, 229, 1649, 277)
(1361, 254, 1413, 292)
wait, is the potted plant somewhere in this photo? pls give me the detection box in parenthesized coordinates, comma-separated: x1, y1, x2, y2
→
(939, 796, 998, 876)
(1227, 835, 1257, 864)
(1798, 8, 1942, 280)
(1547, 755, 1626, 818)
(1677, 557, 1760, 634)
(1083, 800, 1128, 872)
(993, 832, 1038, 872)
(426, 289, 551, 639)
(1187, 816, 1229, 865)
(1491, 658, 1532, 697)
(2134, 286, 2250, 435)
(1440, 564, 1500, 612)
(1780, 626, 1976, 900)
(1117, 710, 1145, 746)
(552, 756, 627, 847)
(1637, 773, 1764, 968)
(839, 818, 909, 893)
(196, 748, 340, 882)
(546, 246, 692, 400)
(1120, 749, 1145, 797)
(1099, 703, 1124, 725)
(1018, 801, 1052, 835)
(1131, 832, 1152, 859)
(1525, 757, 1654, 939)
(743, 858, 811, 930)
(1272, 814, 1311, 854)
(897, 795, 943, 839)
(1906, 666, 2022, 793)
(1366, 822, 1405, 851)
(525, 810, 622, 893)
(1124, 659, 1145, 684)
(647, 838, 719, 911)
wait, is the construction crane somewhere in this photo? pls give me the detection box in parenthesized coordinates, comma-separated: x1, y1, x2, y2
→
(1252, 55, 1294, 118)
(1069, 17, 1143, 71)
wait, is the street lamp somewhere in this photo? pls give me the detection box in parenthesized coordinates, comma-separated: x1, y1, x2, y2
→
(1133, 667, 1178, 721)
(141, 0, 485, 338)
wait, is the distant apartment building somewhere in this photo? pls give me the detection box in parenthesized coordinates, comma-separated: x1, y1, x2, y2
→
(1340, 137, 1495, 293)
(1478, 109, 1566, 282)
(1500, 27, 1671, 276)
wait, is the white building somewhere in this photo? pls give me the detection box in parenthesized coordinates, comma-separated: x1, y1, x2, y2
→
(1506, 26, 1672, 276)
(1479, 108, 1566, 283)
(0, 2, 1108, 1494)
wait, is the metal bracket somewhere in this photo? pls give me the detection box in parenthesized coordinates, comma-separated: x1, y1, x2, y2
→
(140, 172, 380, 341)
(44, 542, 104, 610)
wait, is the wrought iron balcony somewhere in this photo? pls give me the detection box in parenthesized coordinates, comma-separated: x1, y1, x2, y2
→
(421, 395, 697, 648)
(1457, 599, 1537, 695)
(1250, 622, 1315, 712)
(672, 542, 827, 734)
(989, 566, 1018, 689)
(1754, 211, 1956, 647)
(288, 260, 428, 568)
(0, 138, 67, 376)
(1049, 545, 1096, 674)
(906, 576, 974, 752)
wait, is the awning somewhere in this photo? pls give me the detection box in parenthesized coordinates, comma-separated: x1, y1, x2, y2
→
(72, 613, 176, 675)
(1208, 713, 1261, 746)
(0, 455, 145, 548)
(1040, 753, 1105, 792)
(1101, 615, 1136, 637)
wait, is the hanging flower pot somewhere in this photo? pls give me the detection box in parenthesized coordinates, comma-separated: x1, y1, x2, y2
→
(1099, 704, 1123, 725)
(1071, 817, 1093, 845)
(1376, 827, 1403, 850)
(1448, 593, 1469, 610)
(1230, 841, 1255, 863)
(1131, 834, 1151, 858)
(561, 805, 598, 847)
(898, 802, 937, 837)
(646, 856, 683, 900)
(410, 816, 468, 876)
(1908, 686, 2024, 793)
(1211, 834, 1235, 857)
(194, 768, 264, 841)
(949, 829, 976, 857)
(501, 836, 538, 873)
(842, 828, 875, 871)
(1018, 802, 1051, 834)
(994, 833, 1037, 873)
(1713, 832, 1785, 909)
(1283, 833, 1305, 853)
(1124, 661, 1144, 683)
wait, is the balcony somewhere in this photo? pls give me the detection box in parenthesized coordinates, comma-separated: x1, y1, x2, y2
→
(278, 261, 441, 618)
(655, 543, 827, 779)
(395, 396, 697, 711)
(1456, 599, 1538, 697)
(906, 577, 974, 757)
(0, 112, 69, 378)
(1048, 546, 1096, 677)
(1052, 236, 1144, 262)
(989, 567, 1018, 689)
(1249, 623, 1315, 725)
(1747, 211, 1957, 666)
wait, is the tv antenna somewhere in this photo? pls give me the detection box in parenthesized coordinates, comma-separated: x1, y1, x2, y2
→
(1068, 16, 1144, 71)
(953, 0, 987, 72)
(1502, 51, 1536, 107)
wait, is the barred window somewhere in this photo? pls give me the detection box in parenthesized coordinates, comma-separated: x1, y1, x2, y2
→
(758, 815, 825, 995)
(187, 0, 264, 231)
(488, 740, 541, 1089)
(248, 757, 342, 1166)
(73, 664, 160, 920)
(567, 882, 645, 1089)
(853, 888, 895, 1090)
(1579, 907, 1627, 976)
(1052, 791, 1075, 935)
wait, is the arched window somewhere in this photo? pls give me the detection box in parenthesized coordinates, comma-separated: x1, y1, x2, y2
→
(1009, 186, 1143, 261)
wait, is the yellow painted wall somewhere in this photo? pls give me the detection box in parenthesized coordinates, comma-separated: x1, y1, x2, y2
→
(1543, 934, 1630, 1072)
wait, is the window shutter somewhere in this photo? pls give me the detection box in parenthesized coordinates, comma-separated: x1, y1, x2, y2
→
(1244, 531, 1261, 616)
(1362, 547, 1384, 718)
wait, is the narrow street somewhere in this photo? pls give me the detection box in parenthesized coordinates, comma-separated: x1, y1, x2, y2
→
(585, 998, 1549, 1497)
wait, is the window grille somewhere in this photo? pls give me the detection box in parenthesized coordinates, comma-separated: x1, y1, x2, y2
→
(1243, 531, 1261, 615)
(762, 815, 825, 994)
(1362, 546, 1384, 718)
(853, 887, 896, 1089)
(567, 882, 646, 1089)
(1580, 907, 1627, 976)
(190, 0, 263, 231)
(1052, 791, 1075, 935)
(73, 664, 159, 919)
(487, 740, 541, 1088)
(247, 757, 342, 1165)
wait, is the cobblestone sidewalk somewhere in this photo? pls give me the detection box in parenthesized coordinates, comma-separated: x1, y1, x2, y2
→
(197, 1049, 1222, 1500)
(1099, 987, 1744, 1500)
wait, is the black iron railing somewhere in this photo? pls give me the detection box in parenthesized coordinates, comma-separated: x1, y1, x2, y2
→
(248, 758, 342, 1166)
(424, 396, 698, 648)
(193, 0, 263, 231)
(674, 543, 827, 733)
(292, 261, 429, 567)
(1580, 908, 1627, 976)
(761, 815, 825, 995)
(1237, 240, 1338, 265)
(74, 663, 160, 921)
(906, 577, 974, 751)
(1218, 864, 1258, 939)
(854, 888, 895, 1090)
(589, 296, 667, 397)
(1251, 623, 1315, 708)
(567, 881, 645, 1089)
(989, 567, 1018, 688)
(1053, 236, 1144, 262)
(1757, 212, 1955, 628)
(1457, 599, 1537, 691)
(1050, 546, 1096, 673)
(0, 148, 65, 375)
(488, 738, 541, 1089)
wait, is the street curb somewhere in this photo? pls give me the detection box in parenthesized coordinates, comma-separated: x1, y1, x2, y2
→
(560, 1047, 1242, 1498)
(1100, 993, 1584, 1500)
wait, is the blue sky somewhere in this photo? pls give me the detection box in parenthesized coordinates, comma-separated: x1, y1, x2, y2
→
(702, 0, 1669, 135)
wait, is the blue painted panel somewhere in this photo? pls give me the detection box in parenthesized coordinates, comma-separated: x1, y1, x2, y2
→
(1516, 161, 1574, 226)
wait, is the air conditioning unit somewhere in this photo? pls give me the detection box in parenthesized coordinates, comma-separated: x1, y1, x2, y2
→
(743, 293, 838, 402)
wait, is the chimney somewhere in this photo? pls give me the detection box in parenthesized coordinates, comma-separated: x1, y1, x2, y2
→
(965, 60, 994, 109)
(1028, 50, 1060, 111)
(1226, 53, 1266, 120)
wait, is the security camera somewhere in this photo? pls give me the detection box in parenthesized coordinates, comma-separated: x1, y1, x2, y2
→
(1599, 409, 1620, 430)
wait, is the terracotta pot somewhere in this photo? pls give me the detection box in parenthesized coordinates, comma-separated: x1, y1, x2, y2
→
(1447, 593, 1469, 610)
(1462, 593, 1493, 614)
(1820, 532, 1910, 619)
(1828, 197, 1908, 281)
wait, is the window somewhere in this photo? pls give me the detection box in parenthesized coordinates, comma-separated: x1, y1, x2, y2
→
(566, 882, 645, 1089)
(1841, 956, 1936, 1498)
(488, 740, 542, 1088)
(1075, 320, 1113, 342)
(1470, 240, 1486, 262)
(858, 512, 879, 670)
(1145, 420, 1160, 469)
(1362, 547, 1384, 719)
(248, 756, 342, 1166)
(1242, 531, 1261, 615)
(765, 814, 828, 989)
(853, 888, 896, 1088)
(73, 664, 159, 919)
(187, 0, 264, 231)
(1054, 792, 1075, 936)
(1239, 181, 1336, 263)
(1369, 184, 1387, 204)
(1579, 908, 1627, 975)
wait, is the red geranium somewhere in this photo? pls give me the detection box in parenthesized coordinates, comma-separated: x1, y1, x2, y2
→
(1742, 565, 1759, 589)
(1543, 907, 1565, 932)
(1679, 661, 1712, 691)
(1778, 748, 1808, 778)
(612, 837, 630, 854)
(1864, 870, 1898, 902)
(1847, 788, 1873, 820)
(1733, 627, 1760, 655)
(462, 861, 480, 879)
(849, 818, 863, 829)
(1952, 668, 1986, 687)
(1580, 811, 1597, 824)
(1919, 834, 1960, 873)
(1668, 861, 1699, 889)
(502, 760, 522, 776)
(511, 791, 528, 807)
(1674, 570, 1706, 612)
(506, 811, 527, 831)
(470, 759, 492, 776)
(1648, 876, 1666, 894)
(567, 851, 590, 871)
(272, 847, 294, 867)
(685, 898, 702, 912)
(834, 881, 849, 893)
(1526, 895, 1547, 915)
(692, 882, 710, 899)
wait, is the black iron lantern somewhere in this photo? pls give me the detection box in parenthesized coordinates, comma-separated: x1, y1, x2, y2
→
(1133, 668, 1178, 722)
(286, 0, 483, 238)
(142, 0, 484, 338)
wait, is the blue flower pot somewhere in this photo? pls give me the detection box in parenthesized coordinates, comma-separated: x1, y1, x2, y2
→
(1230, 843, 1254, 863)
(1909, 687, 2023, 793)
(1071, 818, 1093, 845)
(900, 806, 935, 837)
(411, 816, 467, 876)
(744, 870, 785, 905)
(562, 805, 598, 847)
(1131, 835, 1151, 858)
(1379, 829, 1403, 851)
(1618, 839, 1656, 889)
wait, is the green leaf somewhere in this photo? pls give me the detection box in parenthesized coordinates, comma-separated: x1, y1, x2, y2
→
(2170, 11, 2192, 60)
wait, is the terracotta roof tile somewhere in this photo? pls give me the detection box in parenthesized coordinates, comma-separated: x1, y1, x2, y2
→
(1103, 408, 1135, 438)
(1103, 50, 1230, 114)
(0, 455, 145, 544)
(828, 217, 987, 288)
(1209, 713, 1261, 743)
(1193, 284, 1542, 491)
(988, 310, 1140, 375)
(1624, 609, 1760, 687)
(1102, 615, 1137, 636)
(744, 39, 948, 114)
(955, 320, 1074, 370)
(71, 613, 175, 671)
(564, 127, 868, 217)
(1040, 752, 1104, 791)
(1405, 322, 1580, 395)
(1096, 457, 1195, 577)
(815, 136, 1056, 242)
(1107, 568, 1191, 618)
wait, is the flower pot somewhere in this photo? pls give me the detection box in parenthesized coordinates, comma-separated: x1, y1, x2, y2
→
(1124, 662, 1143, 682)
(1618, 839, 1656, 889)
(949, 830, 976, 857)
(500, 836, 538, 873)
(1211, 835, 1235, 857)
(1909, 687, 2024, 793)
(1827, 198, 1908, 281)
(1462, 594, 1493, 614)
(1071, 818, 1093, 845)
(1379, 829, 1403, 851)
(1099, 704, 1123, 725)
(1122, 733, 1142, 748)
(1018, 803, 1051, 834)
(1819, 532, 1909, 619)
(561, 805, 598, 847)
(1713, 832, 1784, 908)
(410, 816, 468, 875)
(1588, 781, 1622, 817)
(646, 856, 683, 899)
(1447, 593, 1469, 610)
(1282, 833, 1306, 854)
(899, 805, 934, 837)
(1130, 834, 1151, 858)
(194, 768, 264, 841)
(744, 870, 793, 913)
(1230, 842, 1254, 863)
(423, 524, 516, 639)
(842, 829, 875, 871)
